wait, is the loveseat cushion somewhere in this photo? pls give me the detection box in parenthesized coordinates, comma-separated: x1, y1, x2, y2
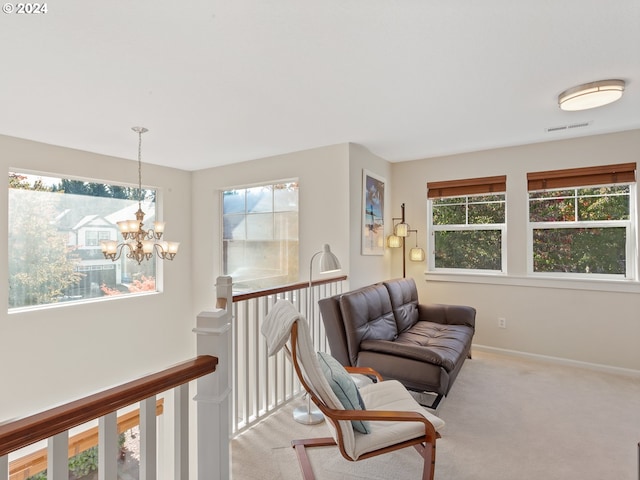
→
(383, 278, 420, 332)
(360, 321, 473, 372)
(418, 303, 477, 328)
(339, 284, 397, 366)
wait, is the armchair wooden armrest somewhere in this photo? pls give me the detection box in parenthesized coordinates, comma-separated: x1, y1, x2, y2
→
(324, 406, 439, 440)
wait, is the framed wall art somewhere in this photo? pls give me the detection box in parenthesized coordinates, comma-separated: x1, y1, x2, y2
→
(361, 169, 385, 255)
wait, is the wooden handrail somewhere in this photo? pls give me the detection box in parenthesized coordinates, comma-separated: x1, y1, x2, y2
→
(0, 355, 218, 458)
(232, 275, 347, 303)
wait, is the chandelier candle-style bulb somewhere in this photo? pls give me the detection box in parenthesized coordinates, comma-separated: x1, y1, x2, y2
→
(101, 241, 118, 256)
(166, 242, 180, 257)
(117, 221, 131, 234)
(167, 242, 180, 254)
(127, 220, 140, 233)
(142, 240, 155, 255)
(155, 241, 180, 260)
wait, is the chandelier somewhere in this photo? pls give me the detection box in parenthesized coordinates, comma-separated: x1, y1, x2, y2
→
(100, 126, 179, 265)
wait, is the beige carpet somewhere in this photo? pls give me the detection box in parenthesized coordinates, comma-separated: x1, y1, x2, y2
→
(232, 350, 640, 479)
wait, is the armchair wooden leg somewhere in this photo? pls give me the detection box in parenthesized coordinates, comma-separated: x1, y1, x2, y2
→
(292, 437, 337, 480)
(414, 441, 436, 480)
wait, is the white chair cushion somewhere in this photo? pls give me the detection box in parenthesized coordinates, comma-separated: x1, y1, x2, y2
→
(262, 301, 358, 453)
(350, 380, 445, 460)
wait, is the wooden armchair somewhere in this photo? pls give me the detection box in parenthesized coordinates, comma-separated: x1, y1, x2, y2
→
(262, 300, 445, 480)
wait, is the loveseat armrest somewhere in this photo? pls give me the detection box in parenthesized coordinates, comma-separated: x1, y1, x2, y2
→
(318, 295, 352, 366)
(418, 303, 476, 329)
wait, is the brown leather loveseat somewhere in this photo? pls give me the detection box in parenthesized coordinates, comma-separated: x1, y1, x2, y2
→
(318, 277, 476, 406)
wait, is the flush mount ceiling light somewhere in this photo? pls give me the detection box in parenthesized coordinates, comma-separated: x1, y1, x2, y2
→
(558, 79, 625, 111)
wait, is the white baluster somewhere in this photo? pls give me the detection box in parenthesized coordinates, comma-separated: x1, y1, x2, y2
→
(0, 455, 8, 480)
(140, 396, 157, 480)
(174, 384, 189, 480)
(99, 411, 118, 480)
(48, 431, 68, 480)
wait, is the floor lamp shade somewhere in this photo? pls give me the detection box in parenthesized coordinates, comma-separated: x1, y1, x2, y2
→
(395, 222, 409, 237)
(318, 244, 341, 273)
(387, 234, 402, 248)
(410, 247, 426, 262)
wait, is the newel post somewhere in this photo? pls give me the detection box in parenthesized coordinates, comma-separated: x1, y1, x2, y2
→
(194, 276, 233, 480)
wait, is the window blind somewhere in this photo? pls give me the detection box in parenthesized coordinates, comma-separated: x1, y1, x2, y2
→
(527, 163, 636, 191)
(427, 175, 507, 199)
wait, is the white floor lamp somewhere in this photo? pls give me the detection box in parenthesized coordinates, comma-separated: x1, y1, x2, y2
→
(292, 244, 342, 425)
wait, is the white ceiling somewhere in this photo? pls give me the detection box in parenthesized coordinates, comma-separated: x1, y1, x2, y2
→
(1, 1, 639, 171)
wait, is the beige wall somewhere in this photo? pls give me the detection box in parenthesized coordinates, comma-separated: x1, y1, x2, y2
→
(0, 134, 194, 420)
(190, 144, 354, 315)
(392, 129, 640, 371)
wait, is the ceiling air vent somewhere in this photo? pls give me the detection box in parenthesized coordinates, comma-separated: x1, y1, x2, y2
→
(546, 121, 592, 133)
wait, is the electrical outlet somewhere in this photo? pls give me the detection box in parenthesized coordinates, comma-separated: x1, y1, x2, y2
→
(498, 317, 507, 329)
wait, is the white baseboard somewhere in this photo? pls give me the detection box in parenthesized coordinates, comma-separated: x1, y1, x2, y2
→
(472, 344, 640, 379)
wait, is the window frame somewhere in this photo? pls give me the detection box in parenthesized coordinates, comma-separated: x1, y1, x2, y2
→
(427, 176, 507, 275)
(8, 169, 162, 312)
(526, 183, 637, 280)
(220, 179, 299, 293)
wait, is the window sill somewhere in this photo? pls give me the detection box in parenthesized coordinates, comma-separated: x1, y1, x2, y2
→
(8, 290, 161, 315)
(423, 271, 640, 294)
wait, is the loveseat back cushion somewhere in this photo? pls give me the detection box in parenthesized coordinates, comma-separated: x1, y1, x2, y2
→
(339, 284, 398, 366)
(383, 277, 420, 333)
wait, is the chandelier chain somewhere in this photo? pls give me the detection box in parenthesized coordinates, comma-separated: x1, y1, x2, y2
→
(137, 129, 143, 204)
